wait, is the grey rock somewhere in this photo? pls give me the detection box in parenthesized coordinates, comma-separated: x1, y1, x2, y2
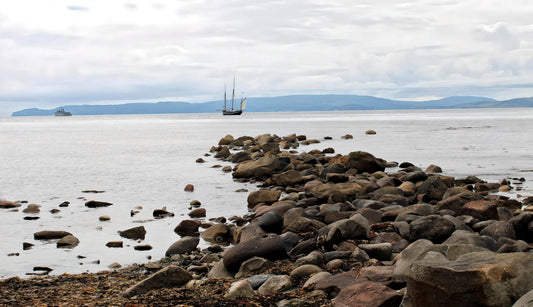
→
(123, 265, 192, 298)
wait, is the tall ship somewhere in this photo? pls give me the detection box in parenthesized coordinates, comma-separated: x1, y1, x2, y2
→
(221, 78, 246, 115)
(54, 108, 72, 116)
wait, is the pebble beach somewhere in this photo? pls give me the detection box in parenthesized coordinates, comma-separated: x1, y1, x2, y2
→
(2, 132, 533, 306)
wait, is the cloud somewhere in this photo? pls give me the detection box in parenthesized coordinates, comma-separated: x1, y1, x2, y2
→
(1, 0, 533, 116)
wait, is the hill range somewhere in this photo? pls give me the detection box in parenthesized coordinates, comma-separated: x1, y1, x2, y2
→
(11, 95, 533, 116)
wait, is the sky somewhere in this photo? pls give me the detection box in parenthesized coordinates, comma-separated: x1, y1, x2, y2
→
(1, 0, 533, 115)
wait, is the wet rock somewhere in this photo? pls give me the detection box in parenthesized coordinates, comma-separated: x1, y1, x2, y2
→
(460, 200, 498, 221)
(254, 211, 283, 234)
(0, 200, 21, 209)
(425, 164, 443, 173)
(223, 234, 288, 272)
(218, 134, 234, 145)
(273, 169, 304, 186)
(207, 260, 234, 279)
(99, 215, 111, 221)
(295, 250, 325, 267)
(23, 242, 34, 250)
(134, 244, 152, 251)
(233, 155, 283, 179)
(58, 201, 70, 207)
(22, 204, 40, 214)
(106, 241, 123, 248)
(479, 220, 516, 240)
(358, 243, 393, 261)
(108, 262, 121, 269)
(85, 200, 113, 208)
(332, 281, 402, 307)
(56, 235, 80, 248)
(153, 208, 174, 218)
(123, 265, 192, 298)
(365, 129, 377, 135)
(201, 223, 231, 243)
(34, 230, 72, 240)
(165, 236, 199, 257)
(174, 219, 201, 236)
(416, 176, 448, 202)
(214, 146, 231, 159)
(247, 189, 282, 207)
(118, 226, 146, 240)
(409, 215, 456, 243)
(188, 208, 206, 218)
(235, 257, 269, 278)
(344, 151, 386, 173)
(184, 184, 194, 192)
(290, 264, 323, 280)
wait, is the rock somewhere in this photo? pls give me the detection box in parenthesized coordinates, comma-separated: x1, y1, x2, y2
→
(23, 242, 34, 250)
(85, 200, 113, 208)
(174, 219, 201, 236)
(56, 235, 80, 248)
(108, 262, 121, 269)
(460, 200, 499, 221)
(290, 264, 323, 280)
(365, 129, 377, 135)
(223, 234, 288, 272)
(416, 176, 448, 201)
(425, 164, 443, 173)
(344, 151, 386, 173)
(341, 134, 353, 139)
(508, 213, 533, 242)
(257, 275, 292, 295)
(153, 208, 174, 218)
(513, 289, 533, 307)
(222, 165, 232, 173)
(0, 200, 21, 209)
(436, 191, 483, 213)
(34, 230, 72, 240)
(358, 243, 393, 261)
(22, 204, 40, 214)
(247, 274, 276, 289)
(134, 244, 152, 251)
(207, 260, 234, 279)
(49, 209, 60, 214)
(480, 221, 516, 240)
(254, 200, 296, 217)
(224, 279, 255, 299)
(184, 184, 194, 192)
(233, 155, 283, 179)
(443, 230, 496, 250)
(404, 251, 533, 306)
(188, 208, 206, 218)
(99, 215, 111, 221)
(201, 223, 231, 243)
(247, 189, 282, 207)
(58, 201, 70, 207)
(303, 271, 333, 289)
(218, 134, 234, 145)
(235, 257, 269, 278)
(332, 281, 403, 307)
(295, 250, 325, 267)
(273, 170, 304, 187)
(214, 146, 231, 159)
(123, 265, 192, 298)
(118, 226, 146, 240)
(409, 215, 456, 243)
(195, 158, 205, 163)
(254, 211, 283, 234)
(106, 241, 123, 248)
(165, 236, 199, 257)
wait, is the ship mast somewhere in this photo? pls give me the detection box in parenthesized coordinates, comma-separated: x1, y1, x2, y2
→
(231, 76, 235, 110)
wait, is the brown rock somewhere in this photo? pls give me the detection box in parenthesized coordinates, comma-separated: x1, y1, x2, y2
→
(332, 281, 402, 307)
(461, 200, 498, 221)
(188, 208, 206, 218)
(247, 189, 282, 207)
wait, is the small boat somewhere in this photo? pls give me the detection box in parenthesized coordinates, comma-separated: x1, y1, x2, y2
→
(55, 108, 72, 116)
(221, 78, 246, 115)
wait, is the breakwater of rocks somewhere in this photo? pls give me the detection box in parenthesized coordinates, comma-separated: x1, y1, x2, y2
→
(2, 132, 533, 306)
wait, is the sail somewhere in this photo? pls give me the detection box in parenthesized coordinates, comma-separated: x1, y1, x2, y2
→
(240, 98, 247, 110)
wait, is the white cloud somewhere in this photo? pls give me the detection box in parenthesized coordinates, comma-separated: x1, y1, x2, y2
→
(1, 0, 533, 115)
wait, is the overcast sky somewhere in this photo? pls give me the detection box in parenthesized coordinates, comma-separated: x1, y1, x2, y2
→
(1, 1, 533, 115)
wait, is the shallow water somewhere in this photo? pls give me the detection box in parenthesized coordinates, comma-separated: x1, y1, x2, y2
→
(1, 109, 532, 278)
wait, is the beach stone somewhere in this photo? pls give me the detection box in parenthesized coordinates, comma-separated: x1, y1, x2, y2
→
(425, 164, 443, 173)
(223, 234, 288, 272)
(118, 226, 146, 240)
(247, 189, 282, 207)
(207, 260, 233, 279)
(85, 200, 113, 208)
(188, 208, 206, 218)
(34, 230, 72, 240)
(508, 212, 533, 242)
(404, 251, 533, 307)
(201, 223, 231, 243)
(358, 243, 393, 261)
(22, 204, 40, 214)
(247, 274, 276, 289)
(0, 200, 21, 208)
(460, 200, 498, 221)
(153, 208, 174, 218)
(218, 134, 234, 145)
(174, 219, 201, 236)
(235, 256, 269, 278)
(435, 191, 483, 213)
(222, 165, 232, 173)
(480, 220, 516, 240)
(365, 129, 377, 135)
(257, 275, 292, 295)
(99, 215, 111, 221)
(290, 264, 323, 280)
(134, 244, 152, 251)
(230, 151, 251, 163)
(416, 176, 448, 201)
(254, 200, 296, 217)
(108, 262, 121, 269)
(254, 211, 283, 234)
(234, 223, 266, 243)
(341, 134, 353, 139)
(123, 265, 192, 298)
(514, 289, 533, 307)
(303, 271, 333, 289)
(344, 151, 386, 173)
(295, 250, 325, 267)
(279, 231, 299, 252)
(409, 215, 456, 243)
(56, 235, 79, 248)
(497, 239, 530, 253)
(443, 230, 496, 250)
(314, 270, 360, 296)
(214, 146, 230, 159)
(23, 242, 34, 250)
(233, 155, 283, 179)
(225, 279, 255, 299)
(106, 241, 123, 248)
(184, 184, 194, 192)
(332, 281, 402, 307)
(273, 169, 304, 186)
(165, 236, 199, 257)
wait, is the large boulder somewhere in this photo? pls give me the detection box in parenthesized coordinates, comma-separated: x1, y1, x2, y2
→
(223, 234, 288, 272)
(460, 200, 499, 221)
(165, 236, 199, 257)
(416, 176, 449, 201)
(403, 251, 533, 307)
(344, 151, 387, 173)
(233, 155, 283, 178)
(409, 215, 456, 243)
(123, 265, 192, 298)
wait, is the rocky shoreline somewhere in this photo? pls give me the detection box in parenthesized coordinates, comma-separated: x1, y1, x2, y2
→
(2, 132, 533, 306)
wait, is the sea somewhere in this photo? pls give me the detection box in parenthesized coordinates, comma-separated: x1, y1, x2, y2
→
(1, 108, 532, 279)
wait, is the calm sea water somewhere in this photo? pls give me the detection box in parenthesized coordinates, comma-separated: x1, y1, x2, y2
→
(1, 109, 532, 278)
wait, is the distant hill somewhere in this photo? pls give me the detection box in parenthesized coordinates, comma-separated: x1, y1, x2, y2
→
(11, 94, 532, 116)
